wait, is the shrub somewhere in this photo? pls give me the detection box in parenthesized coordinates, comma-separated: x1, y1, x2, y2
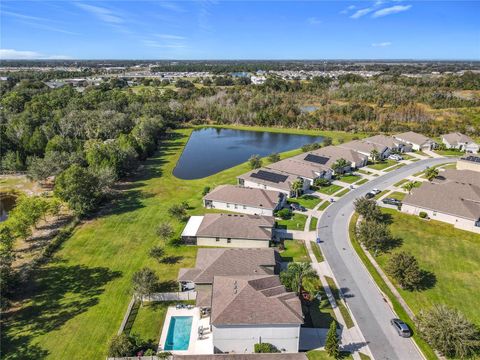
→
(276, 208, 292, 220)
(156, 222, 174, 239)
(108, 334, 136, 357)
(249, 154, 262, 169)
(386, 252, 425, 291)
(325, 321, 340, 359)
(268, 153, 280, 163)
(419, 211, 428, 219)
(149, 246, 165, 262)
(314, 178, 330, 187)
(202, 186, 210, 196)
(417, 305, 480, 358)
(168, 204, 188, 221)
(254, 343, 280, 353)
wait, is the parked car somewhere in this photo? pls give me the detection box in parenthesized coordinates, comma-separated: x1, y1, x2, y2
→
(382, 198, 402, 206)
(365, 192, 375, 199)
(391, 318, 411, 337)
(371, 189, 381, 195)
(388, 154, 403, 161)
(290, 203, 306, 212)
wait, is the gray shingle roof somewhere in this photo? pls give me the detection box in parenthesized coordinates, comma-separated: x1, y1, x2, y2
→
(340, 139, 388, 155)
(238, 168, 299, 192)
(196, 213, 274, 241)
(203, 185, 282, 210)
(310, 145, 367, 166)
(210, 275, 303, 326)
(394, 131, 434, 146)
(403, 170, 480, 221)
(178, 248, 279, 284)
(442, 132, 476, 146)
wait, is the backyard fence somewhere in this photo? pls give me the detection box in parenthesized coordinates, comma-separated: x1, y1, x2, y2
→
(118, 295, 137, 335)
(142, 291, 196, 302)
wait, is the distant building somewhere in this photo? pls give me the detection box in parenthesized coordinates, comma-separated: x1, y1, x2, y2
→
(251, 75, 266, 85)
(181, 213, 275, 248)
(203, 185, 285, 216)
(442, 132, 479, 153)
(402, 169, 480, 233)
(393, 131, 437, 151)
(362, 134, 412, 153)
(340, 139, 390, 160)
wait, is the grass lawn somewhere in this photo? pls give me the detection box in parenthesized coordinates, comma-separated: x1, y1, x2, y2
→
(401, 154, 414, 160)
(366, 159, 396, 171)
(384, 163, 406, 172)
(335, 188, 350, 197)
(309, 216, 318, 231)
(337, 174, 361, 184)
(387, 191, 407, 201)
(376, 209, 480, 327)
(325, 276, 354, 329)
(435, 149, 464, 156)
(374, 190, 389, 200)
(355, 178, 368, 185)
(318, 201, 330, 211)
(359, 353, 371, 360)
(307, 350, 353, 360)
(357, 169, 372, 175)
(317, 184, 343, 195)
(288, 194, 322, 209)
(312, 242, 324, 262)
(348, 213, 437, 360)
(1, 128, 308, 360)
(303, 286, 336, 329)
(280, 240, 310, 263)
(393, 178, 409, 187)
(276, 213, 308, 231)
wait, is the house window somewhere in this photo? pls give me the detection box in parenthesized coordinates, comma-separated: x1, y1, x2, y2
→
(227, 238, 231, 243)
(243, 205, 247, 209)
(226, 203, 230, 208)
(215, 237, 220, 242)
(234, 204, 238, 209)
(433, 212, 437, 216)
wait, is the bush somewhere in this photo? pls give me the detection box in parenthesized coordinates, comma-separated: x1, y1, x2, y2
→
(156, 222, 174, 239)
(108, 334, 136, 357)
(168, 204, 188, 221)
(417, 305, 480, 358)
(276, 208, 292, 220)
(386, 252, 425, 291)
(268, 153, 280, 163)
(249, 154, 262, 169)
(254, 343, 280, 353)
(202, 186, 210, 196)
(325, 321, 340, 359)
(149, 246, 165, 262)
(419, 211, 428, 219)
(314, 178, 331, 187)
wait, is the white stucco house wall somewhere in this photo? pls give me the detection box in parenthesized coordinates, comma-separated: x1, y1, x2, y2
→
(393, 131, 437, 151)
(442, 132, 479, 153)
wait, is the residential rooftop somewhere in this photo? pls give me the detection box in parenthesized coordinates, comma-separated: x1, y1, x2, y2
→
(203, 185, 282, 210)
(442, 132, 476, 145)
(267, 156, 329, 179)
(238, 168, 300, 192)
(340, 139, 387, 155)
(394, 131, 434, 145)
(210, 275, 303, 326)
(196, 213, 275, 241)
(310, 145, 367, 166)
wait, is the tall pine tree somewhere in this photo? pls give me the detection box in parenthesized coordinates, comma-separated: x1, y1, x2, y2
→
(325, 321, 340, 359)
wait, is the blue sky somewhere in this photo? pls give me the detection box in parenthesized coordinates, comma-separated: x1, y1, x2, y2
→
(1, 1, 479, 60)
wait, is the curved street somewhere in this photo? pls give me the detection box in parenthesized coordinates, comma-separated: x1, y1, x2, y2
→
(317, 157, 455, 360)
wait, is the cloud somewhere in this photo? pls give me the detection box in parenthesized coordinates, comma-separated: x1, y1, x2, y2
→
(156, 1, 185, 12)
(75, 3, 124, 24)
(372, 42, 392, 47)
(142, 40, 186, 48)
(0, 48, 71, 60)
(340, 5, 356, 14)
(372, 5, 412, 17)
(156, 34, 186, 40)
(350, 7, 374, 19)
(2, 10, 78, 35)
(307, 17, 322, 25)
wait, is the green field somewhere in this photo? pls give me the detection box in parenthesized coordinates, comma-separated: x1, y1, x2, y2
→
(309, 216, 318, 231)
(337, 174, 361, 184)
(276, 213, 308, 231)
(355, 178, 369, 185)
(318, 201, 331, 211)
(387, 191, 407, 201)
(280, 240, 310, 263)
(335, 188, 350, 197)
(376, 209, 480, 327)
(307, 350, 353, 360)
(384, 163, 406, 172)
(435, 149, 464, 156)
(311, 242, 324, 262)
(366, 159, 397, 170)
(1, 128, 308, 360)
(288, 194, 322, 209)
(393, 178, 409, 187)
(317, 184, 343, 195)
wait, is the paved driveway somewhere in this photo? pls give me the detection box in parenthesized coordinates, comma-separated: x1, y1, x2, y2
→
(317, 157, 455, 360)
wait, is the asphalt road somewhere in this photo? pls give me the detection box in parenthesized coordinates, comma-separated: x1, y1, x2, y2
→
(317, 158, 455, 360)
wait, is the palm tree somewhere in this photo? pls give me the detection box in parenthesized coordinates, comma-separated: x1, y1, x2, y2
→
(280, 262, 318, 295)
(370, 149, 380, 164)
(291, 179, 303, 198)
(331, 158, 350, 175)
(402, 181, 416, 194)
(425, 167, 439, 182)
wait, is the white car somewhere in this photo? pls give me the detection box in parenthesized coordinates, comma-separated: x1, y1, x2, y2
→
(371, 188, 381, 195)
(388, 154, 403, 161)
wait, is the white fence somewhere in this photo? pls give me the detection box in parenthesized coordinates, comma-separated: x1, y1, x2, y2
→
(142, 291, 196, 302)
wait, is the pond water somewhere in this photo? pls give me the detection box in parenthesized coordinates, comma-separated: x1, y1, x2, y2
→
(300, 105, 319, 113)
(0, 194, 17, 222)
(173, 127, 323, 180)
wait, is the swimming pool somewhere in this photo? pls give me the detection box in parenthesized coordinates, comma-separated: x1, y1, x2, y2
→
(164, 316, 193, 351)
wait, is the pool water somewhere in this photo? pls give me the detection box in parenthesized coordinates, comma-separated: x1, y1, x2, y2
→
(164, 316, 193, 350)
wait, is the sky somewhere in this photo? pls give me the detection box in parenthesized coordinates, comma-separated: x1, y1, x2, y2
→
(1, 0, 479, 60)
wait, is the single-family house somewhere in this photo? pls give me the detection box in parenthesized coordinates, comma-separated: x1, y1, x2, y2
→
(340, 139, 390, 160)
(442, 132, 479, 153)
(210, 275, 303, 353)
(238, 168, 307, 197)
(181, 213, 275, 248)
(178, 248, 280, 307)
(457, 155, 480, 172)
(203, 185, 285, 216)
(393, 131, 437, 151)
(309, 145, 368, 172)
(402, 169, 480, 233)
(266, 156, 333, 187)
(363, 134, 412, 153)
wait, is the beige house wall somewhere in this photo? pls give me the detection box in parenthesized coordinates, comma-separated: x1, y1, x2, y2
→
(401, 204, 480, 233)
(205, 200, 275, 216)
(196, 236, 271, 248)
(457, 160, 480, 172)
